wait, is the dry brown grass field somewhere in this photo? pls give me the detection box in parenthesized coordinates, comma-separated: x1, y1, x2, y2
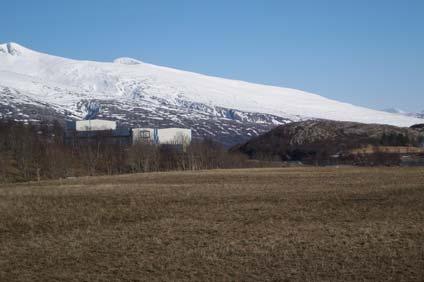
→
(1, 167, 424, 281)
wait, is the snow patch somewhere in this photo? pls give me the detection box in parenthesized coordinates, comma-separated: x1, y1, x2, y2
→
(113, 57, 142, 65)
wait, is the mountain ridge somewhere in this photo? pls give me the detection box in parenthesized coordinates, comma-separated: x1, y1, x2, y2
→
(383, 108, 424, 119)
(0, 42, 423, 146)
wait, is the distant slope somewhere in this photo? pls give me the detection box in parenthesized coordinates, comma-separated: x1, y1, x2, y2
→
(234, 120, 424, 161)
(383, 108, 424, 119)
(1, 42, 423, 145)
(411, 123, 424, 133)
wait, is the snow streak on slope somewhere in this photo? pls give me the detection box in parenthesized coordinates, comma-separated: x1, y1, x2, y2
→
(0, 42, 423, 145)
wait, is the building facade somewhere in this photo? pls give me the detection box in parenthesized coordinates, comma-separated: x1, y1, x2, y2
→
(65, 120, 191, 147)
(132, 128, 191, 145)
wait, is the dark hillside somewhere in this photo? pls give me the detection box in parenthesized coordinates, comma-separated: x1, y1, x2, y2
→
(411, 123, 424, 132)
(234, 120, 424, 163)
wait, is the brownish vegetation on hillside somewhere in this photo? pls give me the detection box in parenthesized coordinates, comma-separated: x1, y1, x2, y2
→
(234, 120, 424, 164)
(1, 167, 423, 281)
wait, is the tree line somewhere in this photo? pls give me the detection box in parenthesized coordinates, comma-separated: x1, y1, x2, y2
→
(0, 119, 252, 183)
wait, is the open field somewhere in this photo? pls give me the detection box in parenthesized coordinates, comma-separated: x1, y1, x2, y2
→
(1, 167, 424, 281)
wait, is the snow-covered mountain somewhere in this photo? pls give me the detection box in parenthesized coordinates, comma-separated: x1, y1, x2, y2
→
(383, 108, 424, 119)
(1, 42, 423, 145)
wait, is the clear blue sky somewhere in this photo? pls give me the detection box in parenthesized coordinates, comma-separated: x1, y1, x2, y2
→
(1, 0, 423, 112)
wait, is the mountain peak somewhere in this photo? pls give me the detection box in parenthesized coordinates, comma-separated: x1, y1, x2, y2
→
(113, 57, 142, 65)
(0, 42, 32, 56)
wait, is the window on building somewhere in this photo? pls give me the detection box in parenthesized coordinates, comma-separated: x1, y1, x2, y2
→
(140, 130, 150, 139)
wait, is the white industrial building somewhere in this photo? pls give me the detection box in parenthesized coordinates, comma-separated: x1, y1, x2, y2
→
(73, 120, 191, 146)
(76, 119, 117, 132)
(132, 128, 191, 145)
